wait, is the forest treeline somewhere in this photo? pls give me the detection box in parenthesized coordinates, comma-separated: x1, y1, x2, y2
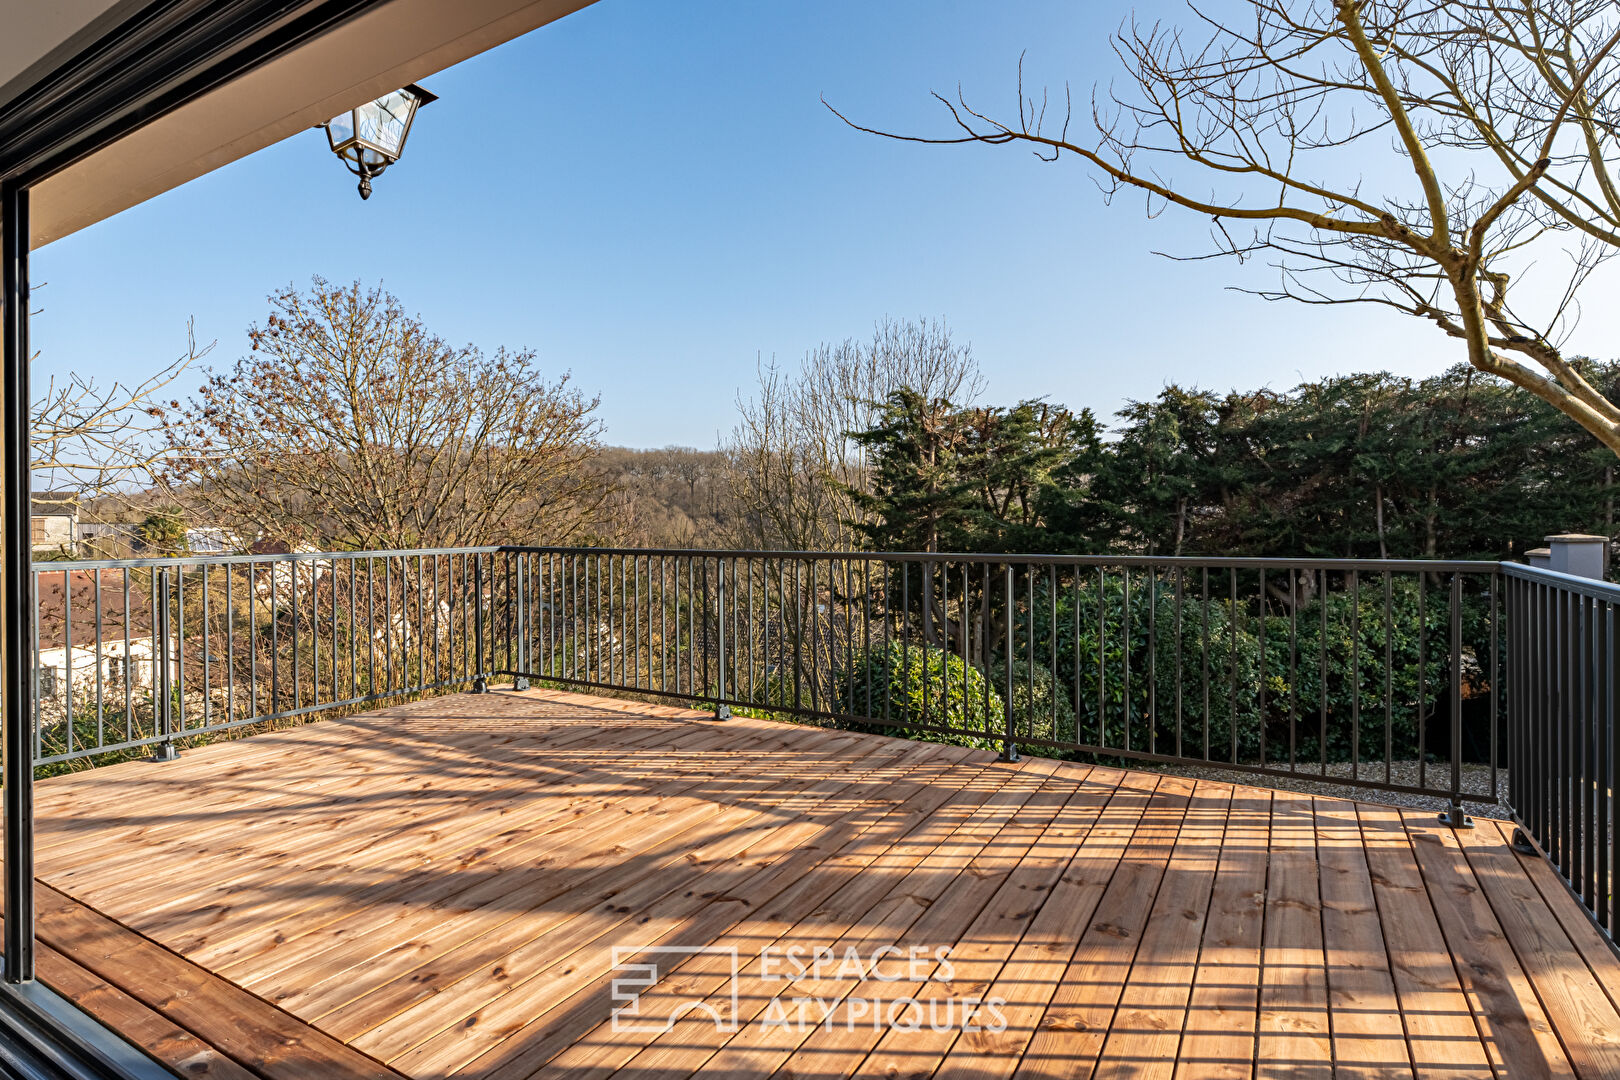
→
(606, 361, 1620, 563)
(119, 288, 1617, 564)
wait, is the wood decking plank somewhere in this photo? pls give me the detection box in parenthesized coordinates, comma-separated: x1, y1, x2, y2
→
(29, 689, 1620, 1080)
(36, 718, 641, 910)
(338, 733, 976, 1068)
(525, 758, 1073, 1080)
(293, 744, 965, 1036)
(1004, 775, 1194, 1080)
(1311, 798, 1411, 1080)
(54, 714, 742, 918)
(1445, 813, 1620, 1077)
(1391, 808, 1574, 1078)
(191, 720, 883, 974)
(1171, 786, 1269, 1080)
(1353, 802, 1492, 1080)
(923, 769, 1158, 1080)
(789, 766, 1116, 1080)
(35, 698, 637, 860)
(33, 884, 404, 1080)
(318, 732, 921, 1051)
(262, 730, 921, 1019)
(1254, 788, 1331, 1080)
(1090, 780, 1231, 1080)
(36, 941, 259, 1080)
(205, 722, 853, 992)
(1483, 818, 1620, 1016)
(651, 759, 1074, 1080)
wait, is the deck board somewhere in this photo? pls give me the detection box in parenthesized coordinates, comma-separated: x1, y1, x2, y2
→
(23, 687, 1620, 1079)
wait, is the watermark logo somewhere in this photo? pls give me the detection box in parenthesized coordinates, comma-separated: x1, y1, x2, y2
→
(608, 944, 1006, 1035)
(610, 946, 741, 1034)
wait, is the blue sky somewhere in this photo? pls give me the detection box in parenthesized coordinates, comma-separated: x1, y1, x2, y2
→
(30, 0, 1617, 449)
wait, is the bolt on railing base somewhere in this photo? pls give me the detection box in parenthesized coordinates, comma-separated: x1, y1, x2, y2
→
(471, 677, 488, 694)
(1437, 807, 1474, 829)
(1000, 743, 1020, 763)
(147, 742, 179, 763)
(710, 705, 732, 721)
(1509, 828, 1539, 856)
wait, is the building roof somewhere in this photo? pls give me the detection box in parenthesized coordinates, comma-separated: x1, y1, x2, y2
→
(31, 491, 78, 515)
(35, 568, 153, 652)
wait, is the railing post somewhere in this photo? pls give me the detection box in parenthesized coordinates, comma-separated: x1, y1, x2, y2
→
(1001, 563, 1018, 763)
(472, 554, 488, 693)
(711, 557, 730, 720)
(1439, 572, 1471, 827)
(150, 567, 179, 762)
(512, 552, 529, 691)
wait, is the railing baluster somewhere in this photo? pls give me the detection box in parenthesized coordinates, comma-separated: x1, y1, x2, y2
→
(1384, 572, 1393, 785)
(1003, 563, 1015, 762)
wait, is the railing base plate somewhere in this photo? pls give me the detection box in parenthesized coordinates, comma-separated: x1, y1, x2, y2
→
(710, 705, 732, 721)
(147, 742, 178, 763)
(1509, 828, 1539, 856)
(513, 677, 530, 691)
(1437, 809, 1474, 829)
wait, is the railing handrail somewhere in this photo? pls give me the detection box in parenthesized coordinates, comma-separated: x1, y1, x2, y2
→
(43, 544, 503, 572)
(498, 544, 1504, 573)
(48, 544, 1507, 575)
(1502, 559, 1620, 599)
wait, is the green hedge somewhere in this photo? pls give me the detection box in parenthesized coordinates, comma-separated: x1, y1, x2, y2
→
(1027, 572, 1266, 760)
(990, 658, 1076, 746)
(835, 641, 1004, 751)
(809, 570, 1472, 769)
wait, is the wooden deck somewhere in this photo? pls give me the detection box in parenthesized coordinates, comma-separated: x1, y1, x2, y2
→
(26, 687, 1620, 1079)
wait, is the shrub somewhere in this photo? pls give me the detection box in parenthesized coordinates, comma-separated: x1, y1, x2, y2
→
(1263, 576, 1452, 764)
(1028, 572, 1266, 762)
(138, 508, 189, 554)
(990, 658, 1076, 746)
(836, 641, 1004, 751)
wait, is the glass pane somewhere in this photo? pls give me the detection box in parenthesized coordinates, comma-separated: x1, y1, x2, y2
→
(326, 108, 355, 149)
(355, 91, 412, 157)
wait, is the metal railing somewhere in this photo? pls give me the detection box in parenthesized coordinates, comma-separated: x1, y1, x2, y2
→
(33, 543, 1617, 945)
(1504, 563, 1618, 937)
(30, 547, 508, 765)
(501, 547, 1506, 815)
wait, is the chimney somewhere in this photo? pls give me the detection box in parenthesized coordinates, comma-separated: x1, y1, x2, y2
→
(1544, 534, 1608, 580)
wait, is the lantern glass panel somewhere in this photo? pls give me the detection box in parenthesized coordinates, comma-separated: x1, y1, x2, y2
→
(354, 90, 414, 157)
(326, 109, 356, 151)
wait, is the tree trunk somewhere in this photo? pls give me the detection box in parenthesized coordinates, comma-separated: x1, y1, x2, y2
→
(1606, 467, 1614, 539)
(1375, 483, 1388, 560)
(1424, 486, 1439, 559)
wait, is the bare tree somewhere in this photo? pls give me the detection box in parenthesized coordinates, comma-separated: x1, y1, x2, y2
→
(832, 0, 1620, 453)
(725, 316, 982, 549)
(160, 279, 605, 549)
(32, 324, 209, 497)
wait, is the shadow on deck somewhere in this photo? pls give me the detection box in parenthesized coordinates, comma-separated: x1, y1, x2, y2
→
(25, 687, 1620, 1079)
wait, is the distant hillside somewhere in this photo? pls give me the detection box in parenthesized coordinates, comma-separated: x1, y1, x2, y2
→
(588, 446, 739, 548)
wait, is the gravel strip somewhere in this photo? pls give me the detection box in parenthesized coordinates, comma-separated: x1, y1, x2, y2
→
(1138, 759, 1512, 820)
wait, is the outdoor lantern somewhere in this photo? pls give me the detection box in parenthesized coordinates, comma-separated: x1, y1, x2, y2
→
(321, 84, 437, 199)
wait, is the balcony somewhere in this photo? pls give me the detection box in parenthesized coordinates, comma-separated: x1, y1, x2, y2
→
(16, 545, 1620, 1077)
